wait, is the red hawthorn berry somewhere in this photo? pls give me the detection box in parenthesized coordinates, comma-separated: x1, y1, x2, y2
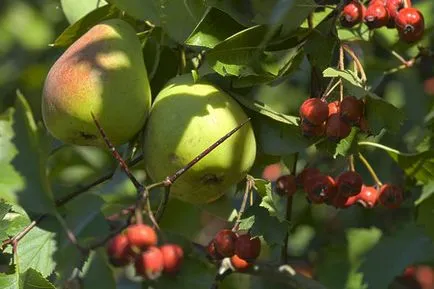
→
(340, 96, 364, 124)
(299, 98, 329, 125)
(395, 7, 425, 43)
(328, 100, 340, 117)
(262, 163, 282, 181)
(325, 114, 352, 141)
(370, 0, 386, 5)
(135, 246, 164, 280)
(340, 1, 366, 28)
(301, 120, 326, 137)
(385, 0, 404, 26)
(305, 174, 336, 204)
(330, 193, 359, 209)
(364, 4, 389, 29)
(235, 234, 261, 261)
(357, 185, 380, 208)
(160, 244, 184, 274)
(379, 184, 404, 209)
(296, 167, 321, 187)
(335, 171, 363, 197)
(107, 233, 132, 266)
(126, 224, 158, 251)
(214, 229, 238, 257)
(276, 175, 297, 197)
(206, 240, 223, 260)
(415, 266, 434, 289)
(230, 255, 251, 271)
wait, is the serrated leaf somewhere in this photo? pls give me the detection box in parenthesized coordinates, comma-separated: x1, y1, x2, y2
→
(239, 205, 289, 245)
(52, 4, 118, 47)
(334, 127, 362, 158)
(0, 268, 55, 289)
(11, 91, 55, 214)
(364, 94, 405, 135)
(0, 109, 24, 205)
(276, 0, 317, 35)
(60, 0, 108, 24)
(0, 204, 30, 243)
(15, 222, 57, 277)
(323, 68, 367, 98)
(206, 25, 304, 83)
(0, 201, 11, 220)
(204, 0, 255, 27)
(359, 224, 434, 289)
(358, 142, 434, 184)
(254, 179, 287, 222)
(81, 249, 116, 289)
(110, 0, 206, 42)
(185, 7, 245, 48)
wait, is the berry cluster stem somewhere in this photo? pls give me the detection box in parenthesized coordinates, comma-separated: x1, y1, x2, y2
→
(358, 152, 383, 186)
(282, 153, 298, 264)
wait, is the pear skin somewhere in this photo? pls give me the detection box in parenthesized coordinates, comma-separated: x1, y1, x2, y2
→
(42, 18, 151, 147)
(142, 74, 257, 204)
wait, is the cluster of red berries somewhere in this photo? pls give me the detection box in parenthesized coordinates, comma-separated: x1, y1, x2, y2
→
(106, 224, 184, 279)
(275, 168, 404, 209)
(299, 96, 368, 141)
(340, 0, 425, 43)
(206, 229, 261, 271)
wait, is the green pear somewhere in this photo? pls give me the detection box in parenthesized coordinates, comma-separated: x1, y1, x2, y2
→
(142, 74, 257, 204)
(42, 18, 151, 147)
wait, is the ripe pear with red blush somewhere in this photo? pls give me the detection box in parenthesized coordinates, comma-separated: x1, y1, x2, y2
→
(42, 19, 152, 147)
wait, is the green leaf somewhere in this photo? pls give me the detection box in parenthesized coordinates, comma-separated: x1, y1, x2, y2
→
(204, 0, 255, 27)
(417, 193, 434, 241)
(81, 249, 116, 289)
(0, 109, 24, 205)
(275, 0, 317, 35)
(323, 68, 367, 98)
(359, 224, 434, 289)
(0, 201, 11, 242)
(364, 94, 405, 135)
(110, 0, 206, 42)
(305, 15, 339, 71)
(254, 179, 287, 222)
(51, 4, 119, 47)
(334, 128, 361, 157)
(206, 25, 304, 84)
(0, 203, 30, 243)
(0, 268, 55, 289)
(251, 115, 313, 156)
(185, 7, 245, 48)
(60, 0, 108, 24)
(239, 205, 289, 245)
(147, 256, 215, 289)
(358, 142, 434, 184)
(15, 222, 57, 277)
(316, 227, 382, 289)
(11, 91, 55, 214)
(206, 25, 268, 77)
